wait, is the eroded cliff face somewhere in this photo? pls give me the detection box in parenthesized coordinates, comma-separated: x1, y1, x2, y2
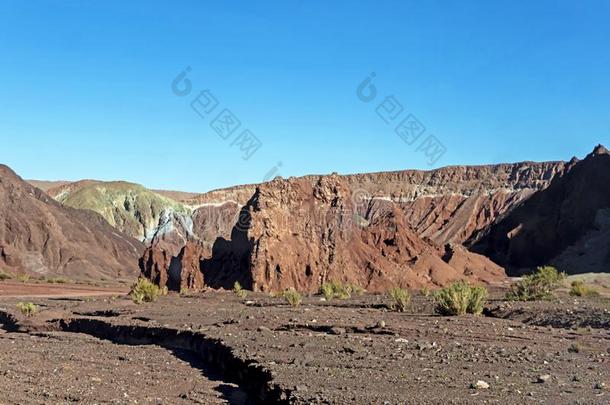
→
(186, 161, 566, 246)
(473, 146, 610, 275)
(180, 175, 505, 293)
(140, 160, 571, 292)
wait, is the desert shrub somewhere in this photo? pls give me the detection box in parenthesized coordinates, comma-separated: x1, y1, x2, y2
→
(16, 302, 37, 317)
(434, 281, 488, 316)
(319, 281, 363, 300)
(420, 286, 431, 297)
(387, 287, 411, 312)
(16, 274, 30, 283)
(130, 278, 162, 304)
(283, 288, 302, 307)
(45, 276, 70, 284)
(507, 266, 566, 301)
(569, 280, 599, 297)
(0, 271, 12, 281)
(233, 281, 247, 299)
(320, 282, 335, 300)
(568, 342, 581, 353)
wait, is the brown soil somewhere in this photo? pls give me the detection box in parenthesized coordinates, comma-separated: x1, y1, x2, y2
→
(1, 289, 608, 404)
(0, 281, 128, 298)
(0, 330, 246, 404)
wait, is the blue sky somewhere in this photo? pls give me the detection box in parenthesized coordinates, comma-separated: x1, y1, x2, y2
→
(1, 1, 608, 192)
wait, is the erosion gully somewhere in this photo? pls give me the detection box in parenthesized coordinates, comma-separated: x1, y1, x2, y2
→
(0, 310, 291, 404)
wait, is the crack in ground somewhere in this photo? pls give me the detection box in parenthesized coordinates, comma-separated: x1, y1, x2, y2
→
(0, 311, 291, 404)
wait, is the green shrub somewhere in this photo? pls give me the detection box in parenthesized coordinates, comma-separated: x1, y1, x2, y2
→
(233, 281, 247, 299)
(387, 287, 411, 312)
(569, 280, 599, 297)
(320, 282, 335, 300)
(507, 266, 566, 301)
(130, 278, 163, 304)
(16, 302, 37, 317)
(16, 274, 30, 283)
(283, 288, 302, 307)
(434, 281, 488, 316)
(319, 281, 363, 300)
(0, 271, 12, 281)
(420, 286, 431, 297)
(45, 276, 70, 284)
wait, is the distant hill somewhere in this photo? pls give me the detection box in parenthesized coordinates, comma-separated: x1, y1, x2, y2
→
(41, 180, 194, 243)
(1, 166, 144, 283)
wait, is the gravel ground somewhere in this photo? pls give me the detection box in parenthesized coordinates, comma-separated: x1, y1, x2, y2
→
(0, 289, 608, 404)
(0, 329, 247, 405)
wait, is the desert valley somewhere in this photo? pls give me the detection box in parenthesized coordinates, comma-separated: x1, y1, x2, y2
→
(0, 145, 608, 404)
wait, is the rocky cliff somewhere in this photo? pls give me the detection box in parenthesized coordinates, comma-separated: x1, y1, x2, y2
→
(0, 166, 144, 282)
(148, 175, 507, 292)
(473, 145, 610, 275)
(140, 159, 573, 292)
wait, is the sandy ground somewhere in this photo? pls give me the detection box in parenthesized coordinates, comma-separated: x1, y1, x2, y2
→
(0, 281, 128, 298)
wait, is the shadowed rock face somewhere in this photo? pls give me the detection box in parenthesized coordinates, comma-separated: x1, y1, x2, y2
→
(0, 165, 144, 283)
(472, 145, 610, 275)
(140, 242, 206, 292)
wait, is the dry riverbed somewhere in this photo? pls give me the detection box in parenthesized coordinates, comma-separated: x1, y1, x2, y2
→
(0, 288, 608, 404)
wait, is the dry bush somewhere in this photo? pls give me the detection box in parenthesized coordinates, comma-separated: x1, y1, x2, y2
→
(387, 287, 411, 312)
(319, 281, 363, 300)
(130, 278, 163, 304)
(569, 280, 599, 297)
(233, 281, 247, 299)
(283, 288, 302, 307)
(434, 281, 487, 316)
(507, 266, 566, 301)
(0, 271, 12, 281)
(16, 302, 37, 317)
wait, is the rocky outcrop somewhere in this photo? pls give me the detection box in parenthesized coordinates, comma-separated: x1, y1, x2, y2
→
(138, 159, 575, 292)
(472, 145, 610, 275)
(140, 242, 207, 291)
(185, 161, 566, 248)
(194, 175, 507, 292)
(0, 165, 144, 282)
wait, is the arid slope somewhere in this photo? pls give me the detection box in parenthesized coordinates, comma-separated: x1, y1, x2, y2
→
(0, 165, 143, 282)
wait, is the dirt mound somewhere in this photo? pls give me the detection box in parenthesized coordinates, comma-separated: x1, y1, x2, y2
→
(0, 165, 144, 283)
(472, 145, 610, 275)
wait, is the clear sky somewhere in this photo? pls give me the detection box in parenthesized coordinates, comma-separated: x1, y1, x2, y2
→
(1, 1, 608, 192)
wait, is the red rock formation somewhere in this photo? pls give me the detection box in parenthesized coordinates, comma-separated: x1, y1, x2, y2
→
(139, 246, 173, 288)
(197, 175, 507, 292)
(140, 241, 208, 291)
(472, 145, 610, 275)
(185, 160, 566, 249)
(0, 165, 144, 283)
(139, 157, 584, 291)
